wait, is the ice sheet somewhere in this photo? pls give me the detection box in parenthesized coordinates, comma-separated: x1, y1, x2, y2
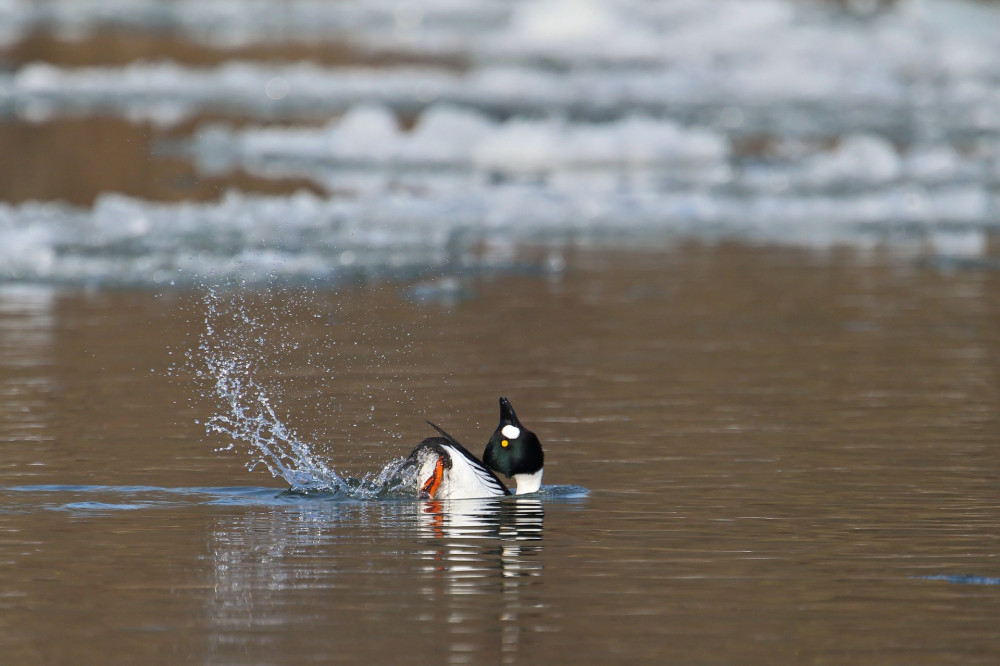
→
(3, 0, 1000, 286)
(1, 184, 995, 286)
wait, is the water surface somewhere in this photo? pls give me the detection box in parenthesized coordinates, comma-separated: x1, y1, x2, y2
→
(1, 246, 998, 663)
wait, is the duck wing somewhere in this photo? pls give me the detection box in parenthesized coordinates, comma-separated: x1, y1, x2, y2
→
(426, 421, 510, 497)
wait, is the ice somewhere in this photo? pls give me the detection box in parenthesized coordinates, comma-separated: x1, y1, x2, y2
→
(0, 57, 986, 138)
(0, 0, 511, 48)
(184, 105, 1000, 213)
(404, 105, 495, 164)
(496, 0, 663, 63)
(188, 105, 731, 190)
(3, 0, 1000, 140)
(2, 0, 1000, 286)
(5, 61, 463, 125)
(792, 134, 902, 188)
(0, 182, 996, 286)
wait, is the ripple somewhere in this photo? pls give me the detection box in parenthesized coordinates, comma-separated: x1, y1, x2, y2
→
(917, 574, 1000, 586)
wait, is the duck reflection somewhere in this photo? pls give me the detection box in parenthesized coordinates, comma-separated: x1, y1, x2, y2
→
(415, 497, 545, 665)
(202, 496, 548, 664)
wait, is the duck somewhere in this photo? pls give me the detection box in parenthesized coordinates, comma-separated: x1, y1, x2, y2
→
(406, 397, 545, 500)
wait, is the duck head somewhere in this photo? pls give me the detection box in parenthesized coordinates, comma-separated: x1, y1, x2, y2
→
(483, 397, 544, 494)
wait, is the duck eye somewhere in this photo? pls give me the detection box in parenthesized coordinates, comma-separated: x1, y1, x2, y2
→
(501, 440, 509, 447)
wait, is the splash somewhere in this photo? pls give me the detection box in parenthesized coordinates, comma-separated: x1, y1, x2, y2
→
(194, 287, 417, 498)
(203, 350, 340, 491)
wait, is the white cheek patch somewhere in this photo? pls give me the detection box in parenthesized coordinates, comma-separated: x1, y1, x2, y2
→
(501, 424, 521, 439)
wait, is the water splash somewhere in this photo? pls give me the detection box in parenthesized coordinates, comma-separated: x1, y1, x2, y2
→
(203, 350, 341, 491)
(195, 287, 417, 498)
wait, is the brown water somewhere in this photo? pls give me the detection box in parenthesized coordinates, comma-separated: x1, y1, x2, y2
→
(1, 245, 998, 664)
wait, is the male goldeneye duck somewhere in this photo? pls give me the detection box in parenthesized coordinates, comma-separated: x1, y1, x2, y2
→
(405, 397, 545, 500)
(483, 397, 545, 495)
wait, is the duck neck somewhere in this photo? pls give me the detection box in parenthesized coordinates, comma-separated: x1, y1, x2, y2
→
(513, 469, 543, 495)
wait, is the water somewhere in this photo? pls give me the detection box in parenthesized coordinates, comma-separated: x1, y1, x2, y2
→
(2, 0, 1000, 662)
(1, 247, 998, 664)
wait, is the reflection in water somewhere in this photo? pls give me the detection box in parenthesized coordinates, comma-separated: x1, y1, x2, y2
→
(204, 498, 547, 665)
(0, 286, 55, 455)
(416, 498, 544, 665)
(203, 500, 401, 659)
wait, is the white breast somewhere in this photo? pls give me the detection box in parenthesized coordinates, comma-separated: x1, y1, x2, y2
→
(513, 469, 543, 495)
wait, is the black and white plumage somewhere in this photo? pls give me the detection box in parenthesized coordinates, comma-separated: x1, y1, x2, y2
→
(405, 397, 546, 500)
(483, 397, 545, 495)
(406, 425, 510, 500)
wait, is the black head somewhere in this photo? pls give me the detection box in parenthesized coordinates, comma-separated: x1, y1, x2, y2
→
(483, 397, 544, 479)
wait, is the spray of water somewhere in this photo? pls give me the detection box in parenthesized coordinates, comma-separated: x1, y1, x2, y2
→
(194, 286, 418, 498)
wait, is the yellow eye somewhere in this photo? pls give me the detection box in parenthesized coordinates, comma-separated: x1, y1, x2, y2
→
(501, 440, 509, 447)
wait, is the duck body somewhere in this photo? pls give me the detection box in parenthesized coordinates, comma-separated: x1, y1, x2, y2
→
(407, 434, 509, 500)
(405, 397, 546, 500)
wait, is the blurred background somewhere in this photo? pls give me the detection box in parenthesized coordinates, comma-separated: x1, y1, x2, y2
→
(1, 0, 999, 284)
